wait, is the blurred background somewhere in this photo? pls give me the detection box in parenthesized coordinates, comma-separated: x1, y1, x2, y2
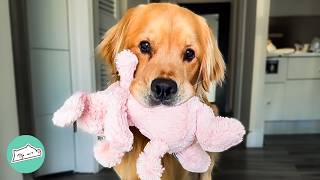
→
(1, 0, 319, 180)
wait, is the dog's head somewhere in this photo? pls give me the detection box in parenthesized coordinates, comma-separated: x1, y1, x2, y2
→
(99, 3, 225, 107)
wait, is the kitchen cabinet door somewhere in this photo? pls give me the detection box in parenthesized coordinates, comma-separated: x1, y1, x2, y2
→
(264, 83, 285, 121)
(287, 57, 320, 79)
(284, 80, 320, 120)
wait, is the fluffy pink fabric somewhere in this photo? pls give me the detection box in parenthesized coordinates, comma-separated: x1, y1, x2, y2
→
(137, 140, 169, 180)
(52, 92, 86, 127)
(52, 90, 108, 136)
(94, 140, 124, 167)
(175, 142, 211, 173)
(52, 50, 246, 180)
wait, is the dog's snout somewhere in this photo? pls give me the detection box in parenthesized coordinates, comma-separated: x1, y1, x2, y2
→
(151, 78, 177, 101)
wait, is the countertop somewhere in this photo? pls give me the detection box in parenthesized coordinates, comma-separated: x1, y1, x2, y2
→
(267, 52, 320, 58)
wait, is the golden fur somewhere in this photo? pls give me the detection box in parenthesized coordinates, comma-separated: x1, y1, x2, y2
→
(98, 3, 225, 180)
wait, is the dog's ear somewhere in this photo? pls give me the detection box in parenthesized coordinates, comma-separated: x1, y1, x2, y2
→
(98, 8, 135, 73)
(198, 17, 225, 91)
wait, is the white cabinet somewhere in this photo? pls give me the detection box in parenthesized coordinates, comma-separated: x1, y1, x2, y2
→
(265, 57, 287, 83)
(283, 80, 320, 120)
(264, 56, 320, 121)
(264, 57, 287, 121)
(264, 83, 285, 120)
(287, 57, 320, 79)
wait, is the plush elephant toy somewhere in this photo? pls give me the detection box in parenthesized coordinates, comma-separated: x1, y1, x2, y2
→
(52, 50, 245, 180)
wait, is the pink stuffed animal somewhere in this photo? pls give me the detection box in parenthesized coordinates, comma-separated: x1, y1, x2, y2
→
(52, 50, 245, 180)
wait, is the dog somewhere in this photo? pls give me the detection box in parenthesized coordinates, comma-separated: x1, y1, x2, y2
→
(98, 3, 225, 180)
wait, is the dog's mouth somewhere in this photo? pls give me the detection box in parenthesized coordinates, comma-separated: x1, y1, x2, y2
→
(133, 86, 191, 107)
(148, 94, 178, 106)
(130, 77, 194, 107)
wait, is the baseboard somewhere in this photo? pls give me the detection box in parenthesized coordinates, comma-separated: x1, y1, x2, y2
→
(246, 130, 264, 147)
(264, 120, 320, 135)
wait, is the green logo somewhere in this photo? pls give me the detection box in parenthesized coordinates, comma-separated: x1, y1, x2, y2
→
(7, 135, 45, 173)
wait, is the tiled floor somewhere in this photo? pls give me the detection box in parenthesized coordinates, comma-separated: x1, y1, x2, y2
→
(36, 134, 320, 180)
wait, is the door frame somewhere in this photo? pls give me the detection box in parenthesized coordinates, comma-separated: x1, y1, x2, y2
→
(239, 0, 270, 147)
(67, 0, 100, 173)
(9, 0, 35, 136)
(0, 0, 24, 179)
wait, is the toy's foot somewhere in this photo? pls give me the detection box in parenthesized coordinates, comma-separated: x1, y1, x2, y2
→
(204, 117, 245, 152)
(175, 143, 211, 173)
(93, 140, 124, 167)
(137, 151, 163, 180)
(136, 140, 169, 180)
(52, 92, 86, 127)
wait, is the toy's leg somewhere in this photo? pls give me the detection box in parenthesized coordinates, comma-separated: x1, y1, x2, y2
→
(93, 140, 126, 167)
(195, 102, 245, 152)
(175, 143, 211, 173)
(197, 116, 245, 152)
(104, 90, 134, 153)
(136, 140, 169, 180)
(53, 91, 106, 135)
(91, 89, 133, 168)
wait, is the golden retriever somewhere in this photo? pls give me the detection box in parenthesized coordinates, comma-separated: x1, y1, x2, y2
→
(98, 3, 225, 180)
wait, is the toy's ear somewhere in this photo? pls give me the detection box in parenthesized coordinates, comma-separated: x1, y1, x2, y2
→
(197, 16, 225, 91)
(98, 8, 136, 74)
(115, 50, 138, 88)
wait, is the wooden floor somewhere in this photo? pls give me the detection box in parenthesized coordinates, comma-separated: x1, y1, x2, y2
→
(213, 134, 320, 180)
(36, 134, 320, 180)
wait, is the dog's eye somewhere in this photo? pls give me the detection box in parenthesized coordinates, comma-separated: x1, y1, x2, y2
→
(183, 48, 195, 62)
(139, 41, 151, 54)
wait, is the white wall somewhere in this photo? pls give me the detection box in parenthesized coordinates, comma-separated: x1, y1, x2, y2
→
(127, 0, 149, 8)
(0, 1, 23, 180)
(270, 0, 320, 17)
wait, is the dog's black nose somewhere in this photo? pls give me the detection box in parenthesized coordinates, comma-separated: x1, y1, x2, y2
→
(151, 78, 177, 101)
